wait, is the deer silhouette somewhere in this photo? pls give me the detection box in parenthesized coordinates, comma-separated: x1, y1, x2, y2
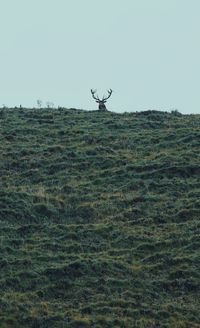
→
(91, 89, 113, 111)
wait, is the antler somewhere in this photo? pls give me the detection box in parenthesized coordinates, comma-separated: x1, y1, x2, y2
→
(102, 89, 113, 101)
(91, 89, 100, 101)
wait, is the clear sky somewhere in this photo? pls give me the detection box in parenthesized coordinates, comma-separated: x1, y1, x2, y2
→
(0, 0, 199, 113)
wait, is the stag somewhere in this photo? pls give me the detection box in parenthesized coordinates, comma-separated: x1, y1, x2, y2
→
(91, 89, 113, 111)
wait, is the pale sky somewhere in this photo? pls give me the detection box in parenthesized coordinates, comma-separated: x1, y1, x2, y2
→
(0, 0, 199, 113)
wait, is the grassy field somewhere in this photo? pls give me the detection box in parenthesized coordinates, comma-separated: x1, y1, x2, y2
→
(0, 107, 200, 327)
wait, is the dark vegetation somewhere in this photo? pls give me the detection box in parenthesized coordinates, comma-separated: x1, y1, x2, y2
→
(0, 107, 200, 327)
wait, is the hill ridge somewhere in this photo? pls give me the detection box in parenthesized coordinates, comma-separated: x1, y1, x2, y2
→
(0, 107, 200, 327)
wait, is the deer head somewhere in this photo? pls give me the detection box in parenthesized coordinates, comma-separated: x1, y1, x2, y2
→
(91, 89, 113, 111)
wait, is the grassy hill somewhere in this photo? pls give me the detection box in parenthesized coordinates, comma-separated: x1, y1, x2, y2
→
(0, 107, 200, 328)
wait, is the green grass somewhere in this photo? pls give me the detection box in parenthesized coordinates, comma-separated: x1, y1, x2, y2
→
(0, 107, 200, 327)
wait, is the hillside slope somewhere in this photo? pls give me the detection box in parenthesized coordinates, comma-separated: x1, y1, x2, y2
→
(0, 108, 200, 327)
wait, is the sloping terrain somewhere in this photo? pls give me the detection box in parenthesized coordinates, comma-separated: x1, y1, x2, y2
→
(0, 107, 200, 327)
